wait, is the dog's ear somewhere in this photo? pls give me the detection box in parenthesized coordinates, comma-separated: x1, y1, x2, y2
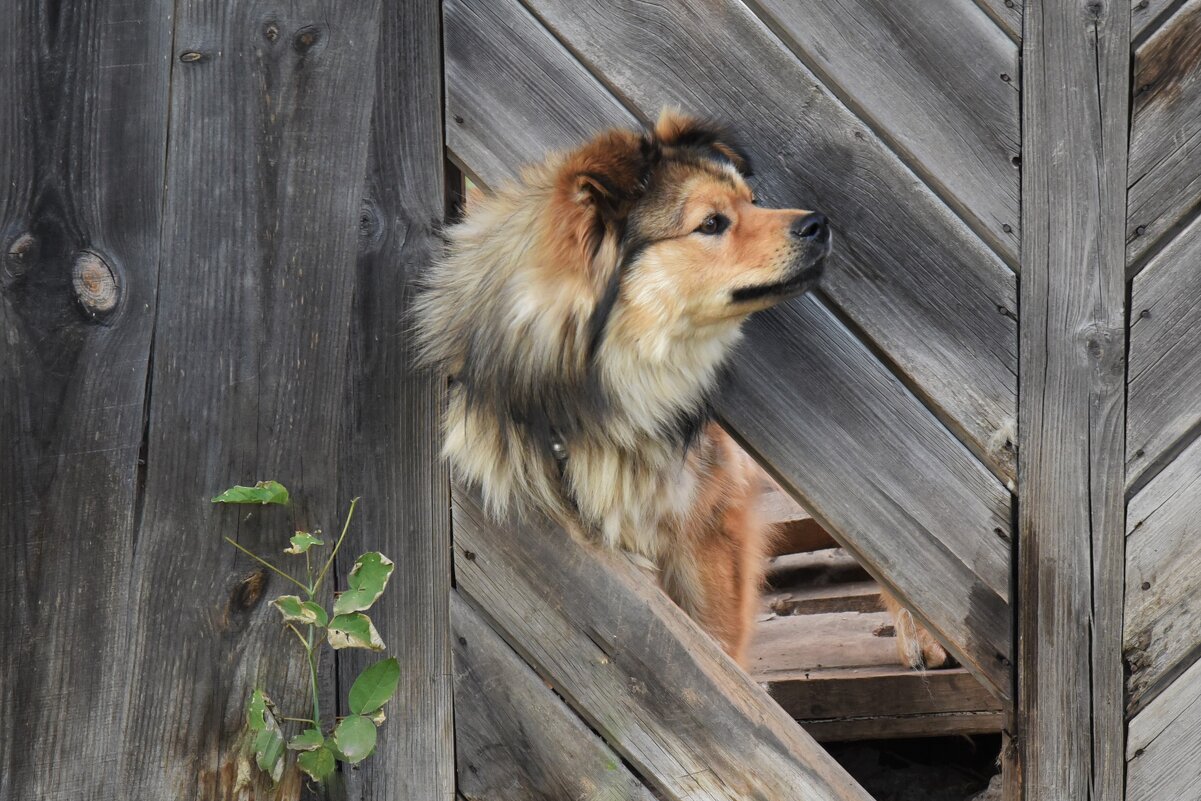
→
(555, 130, 656, 259)
(653, 107, 753, 177)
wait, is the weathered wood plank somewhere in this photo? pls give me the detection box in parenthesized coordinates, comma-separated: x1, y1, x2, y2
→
(451, 591, 658, 801)
(114, 3, 382, 794)
(807, 711, 1004, 743)
(0, 1, 171, 796)
(445, 0, 1014, 700)
(764, 580, 881, 616)
(1133, 0, 1190, 43)
(760, 483, 837, 555)
(1126, 651, 1201, 801)
(975, 0, 1024, 41)
(1127, 0, 1201, 268)
(460, 0, 1018, 483)
(1125, 429, 1201, 714)
(748, 0, 1020, 261)
(336, 2, 454, 798)
(752, 610, 901, 674)
(723, 300, 1012, 699)
(453, 483, 874, 801)
(1018, 2, 1129, 800)
(1127, 216, 1201, 491)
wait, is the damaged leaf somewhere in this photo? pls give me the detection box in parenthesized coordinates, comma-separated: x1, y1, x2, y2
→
(297, 744, 336, 783)
(327, 613, 385, 651)
(332, 715, 377, 764)
(288, 727, 324, 752)
(212, 480, 290, 506)
(285, 531, 323, 554)
(332, 552, 394, 616)
(245, 690, 285, 783)
(270, 595, 328, 627)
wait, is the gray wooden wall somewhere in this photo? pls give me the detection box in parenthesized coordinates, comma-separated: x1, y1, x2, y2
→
(5, 0, 1201, 799)
(0, 1, 451, 798)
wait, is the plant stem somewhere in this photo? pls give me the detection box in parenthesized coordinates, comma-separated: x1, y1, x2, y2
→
(223, 537, 309, 592)
(312, 497, 359, 594)
(306, 625, 321, 729)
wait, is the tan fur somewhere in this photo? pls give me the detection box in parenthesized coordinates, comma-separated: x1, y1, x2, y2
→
(415, 110, 829, 665)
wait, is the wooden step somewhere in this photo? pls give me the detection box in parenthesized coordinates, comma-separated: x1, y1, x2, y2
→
(752, 549, 1003, 742)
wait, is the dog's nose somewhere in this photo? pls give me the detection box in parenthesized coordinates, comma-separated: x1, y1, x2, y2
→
(792, 212, 829, 243)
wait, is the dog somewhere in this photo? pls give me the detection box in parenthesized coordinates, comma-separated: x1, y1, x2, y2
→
(416, 109, 942, 669)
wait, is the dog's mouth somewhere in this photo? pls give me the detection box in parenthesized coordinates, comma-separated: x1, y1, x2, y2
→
(730, 250, 829, 305)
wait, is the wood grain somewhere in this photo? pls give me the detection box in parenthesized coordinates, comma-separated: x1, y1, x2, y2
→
(114, 2, 382, 795)
(445, 0, 1014, 700)
(1126, 651, 1201, 801)
(1127, 215, 1201, 492)
(1127, 0, 1201, 268)
(336, 1, 454, 798)
(459, 0, 1018, 482)
(976, 0, 1024, 40)
(1125, 429, 1201, 715)
(0, 1, 171, 797)
(453, 483, 874, 801)
(747, 0, 1021, 261)
(1018, 2, 1129, 800)
(451, 591, 658, 801)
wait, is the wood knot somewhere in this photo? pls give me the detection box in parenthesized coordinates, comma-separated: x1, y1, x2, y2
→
(358, 198, 384, 250)
(262, 21, 280, 42)
(293, 25, 322, 53)
(179, 50, 208, 63)
(228, 569, 269, 615)
(3, 232, 39, 286)
(72, 250, 121, 321)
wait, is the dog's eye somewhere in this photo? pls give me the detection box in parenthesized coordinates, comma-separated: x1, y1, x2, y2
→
(696, 214, 729, 236)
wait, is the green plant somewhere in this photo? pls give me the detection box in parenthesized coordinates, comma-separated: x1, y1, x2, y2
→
(213, 480, 400, 785)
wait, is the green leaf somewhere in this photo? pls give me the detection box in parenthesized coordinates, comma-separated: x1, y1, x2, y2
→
(245, 689, 268, 732)
(270, 595, 328, 627)
(245, 690, 284, 783)
(285, 531, 323, 554)
(288, 728, 324, 752)
(297, 744, 336, 783)
(348, 657, 401, 715)
(327, 613, 385, 651)
(211, 480, 290, 505)
(332, 715, 377, 764)
(332, 552, 395, 616)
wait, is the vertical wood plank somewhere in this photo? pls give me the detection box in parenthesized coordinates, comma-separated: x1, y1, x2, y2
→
(337, 0, 454, 797)
(115, 2, 383, 794)
(1017, 1, 1129, 800)
(0, 1, 171, 796)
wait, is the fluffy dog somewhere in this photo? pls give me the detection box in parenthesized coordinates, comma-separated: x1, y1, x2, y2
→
(415, 110, 830, 664)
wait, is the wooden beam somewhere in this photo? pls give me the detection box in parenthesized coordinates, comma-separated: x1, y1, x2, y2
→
(0, 0, 171, 795)
(445, 0, 1014, 700)
(451, 591, 659, 801)
(337, 1, 454, 797)
(453, 483, 874, 801)
(1126, 651, 1201, 801)
(1017, 2, 1129, 799)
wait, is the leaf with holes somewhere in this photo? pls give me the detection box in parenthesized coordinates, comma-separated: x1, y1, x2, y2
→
(327, 613, 385, 651)
(270, 595, 328, 627)
(332, 552, 394, 616)
(288, 728, 324, 752)
(348, 657, 400, 715)
(284, 531, 323, 554)
(245, 690, 284, 783)
(212, 480, 289, 505)
(297, 744, 336, 783)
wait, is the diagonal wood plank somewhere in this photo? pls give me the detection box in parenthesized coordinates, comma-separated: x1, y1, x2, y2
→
(452, 591, 660, 801)
(1125, 429, 1201, 715)
(748, 0, 1020, 262)
(976, 0, 1024, 40)
(453, 484, 875, 801)
(0, 1, 172, 796)
(114, 2, 383, 793)
(1126, 651, 1201, 801)
(336, 1, 454, 797)
(1133, 0, 1192, 43)
(519, 0, 1018, 484)
(445, 0, 1012, 699)
(1127, 0, 1201, 269)
(1127, 215, 1201, 492)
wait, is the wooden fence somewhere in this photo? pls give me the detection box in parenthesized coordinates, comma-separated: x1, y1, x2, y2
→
(3, 0, 1200, 799)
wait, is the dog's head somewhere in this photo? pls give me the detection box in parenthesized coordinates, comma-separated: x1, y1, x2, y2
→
(552, 109, 830, 358)
(417, 110, 830, 515)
